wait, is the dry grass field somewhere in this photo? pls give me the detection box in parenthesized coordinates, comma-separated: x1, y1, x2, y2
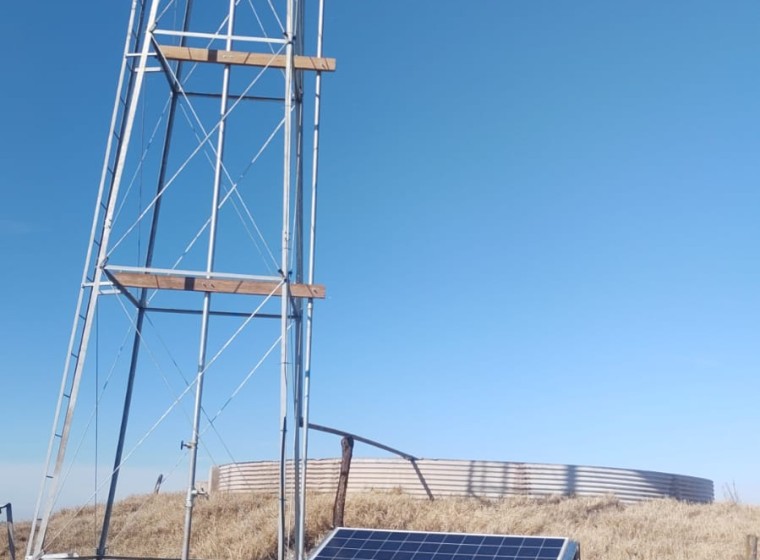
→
(2, 492, 759, 560)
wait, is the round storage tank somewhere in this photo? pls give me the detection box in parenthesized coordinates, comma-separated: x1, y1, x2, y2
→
(210, 458, 713, 503)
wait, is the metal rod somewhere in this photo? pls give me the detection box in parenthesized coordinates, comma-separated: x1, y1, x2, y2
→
(279, 0, 295, 557)
(145, 307, 284, 319)
(97, 2, 195, 555)
(297, 0, 326, 555)
(180, 1, 234, 558)
(184, 91, 284, 103)
(104, 265, 280, 283)
(291, 0, 306, 553)
(152, 28, 287, 45)
(409, 460, 435, 501)
(308, 423, 418, 462)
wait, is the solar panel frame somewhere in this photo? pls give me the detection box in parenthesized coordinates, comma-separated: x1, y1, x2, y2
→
(309, 528, 580, 560)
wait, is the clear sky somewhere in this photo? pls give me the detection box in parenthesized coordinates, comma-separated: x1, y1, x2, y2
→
(2, 1, 760, 520)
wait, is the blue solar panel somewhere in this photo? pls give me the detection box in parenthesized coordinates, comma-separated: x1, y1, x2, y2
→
(310, 528, 580, 560)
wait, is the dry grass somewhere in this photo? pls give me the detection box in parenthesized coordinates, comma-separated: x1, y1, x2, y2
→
(2, 492, 759, 560)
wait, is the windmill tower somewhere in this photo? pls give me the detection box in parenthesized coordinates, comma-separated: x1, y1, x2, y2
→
(26, 2, 334, 560)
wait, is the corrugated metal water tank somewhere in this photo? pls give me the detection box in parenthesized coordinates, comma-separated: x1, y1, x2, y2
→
(209, 458, 713, 503)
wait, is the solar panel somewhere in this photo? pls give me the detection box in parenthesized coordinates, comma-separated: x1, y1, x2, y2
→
(310, 528, 580, 560)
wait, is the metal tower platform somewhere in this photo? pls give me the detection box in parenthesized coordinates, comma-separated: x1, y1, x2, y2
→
(27, 2, 333, 560)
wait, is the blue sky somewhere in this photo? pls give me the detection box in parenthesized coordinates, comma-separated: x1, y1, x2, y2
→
(2, 0, 760, 519)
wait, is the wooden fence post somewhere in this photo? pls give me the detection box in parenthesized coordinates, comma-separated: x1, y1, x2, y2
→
(746, 534, 758, 560)
(154, 473, 164, 494)
(1, 503, 15, 560)
(333, 436, 354, 528)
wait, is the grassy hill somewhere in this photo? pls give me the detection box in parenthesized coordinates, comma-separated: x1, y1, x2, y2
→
(3, 492, 759, 560)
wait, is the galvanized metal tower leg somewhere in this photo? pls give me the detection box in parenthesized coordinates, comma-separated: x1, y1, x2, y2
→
(291, 0, 306, 553)
(96, 5, 195, 557)
(279, 1, 296, 559)
(27, 1, 159, 556)
(297, 2, 327, 558)
(180, 3, 235, 559)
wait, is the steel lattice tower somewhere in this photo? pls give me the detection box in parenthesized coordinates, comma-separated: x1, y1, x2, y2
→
(26, 2, 332, 560)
